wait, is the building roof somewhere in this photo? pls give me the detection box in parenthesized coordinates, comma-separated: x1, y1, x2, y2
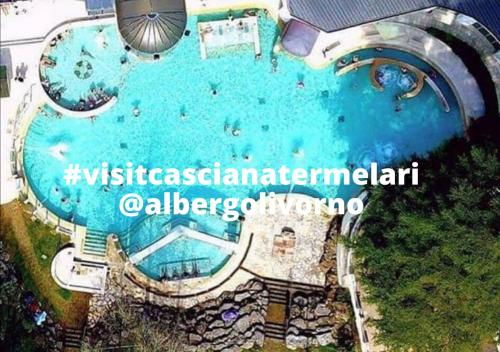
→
(115, 0, 186, 54)
(288, 0, 500, 41)
(281, 19, 320, 57)
(85, 0, 115, 15)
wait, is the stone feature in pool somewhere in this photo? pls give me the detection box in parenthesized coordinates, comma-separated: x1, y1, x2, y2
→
(25, 14, 463, 277)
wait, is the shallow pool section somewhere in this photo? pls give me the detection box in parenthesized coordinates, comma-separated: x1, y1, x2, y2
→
(24, 15, 463, 277)
(41, 25, 125, 110)
(122, 212, 240, 280)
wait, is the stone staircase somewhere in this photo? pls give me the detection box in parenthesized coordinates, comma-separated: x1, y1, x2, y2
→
(264, 321, 287, 340)
(262, 276, 325, 294)
(261, 276, 326, 342)
(82, 229, 108, 257)
(63, 327, 83, 350)
(267, 285, 289, 305)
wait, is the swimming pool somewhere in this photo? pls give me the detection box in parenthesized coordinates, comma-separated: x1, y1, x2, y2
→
(24, 13, 463, 278)
(40, 25, 124, 111)
(123, 211, 240, 280)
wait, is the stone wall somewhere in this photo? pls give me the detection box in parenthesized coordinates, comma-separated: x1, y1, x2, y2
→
(286, 220, 354, 350)
(184, 280, 268, 352)
(85, 218, 353, 351)
(86, 278, 268, 351)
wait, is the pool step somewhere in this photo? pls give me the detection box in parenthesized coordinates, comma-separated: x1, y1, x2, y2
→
(83, 230, 108, 257)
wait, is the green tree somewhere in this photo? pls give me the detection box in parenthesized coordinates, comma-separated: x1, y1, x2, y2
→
(351, 137, 500, 352)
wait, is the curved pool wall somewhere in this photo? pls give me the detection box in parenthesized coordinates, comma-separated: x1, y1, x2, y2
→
(23, 14, 463, 278)
(303, 21, 485, 129)
(39, 24, 123, 115)
(338, 48, 458, 105)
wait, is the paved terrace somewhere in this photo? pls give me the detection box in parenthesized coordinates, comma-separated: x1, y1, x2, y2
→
(107, 194, 332, 308)
(51, 246, 107, 294)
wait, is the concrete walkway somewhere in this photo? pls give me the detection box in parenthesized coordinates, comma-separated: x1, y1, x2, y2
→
(0, 0, 87, 42)
(337, 191, 386, 352)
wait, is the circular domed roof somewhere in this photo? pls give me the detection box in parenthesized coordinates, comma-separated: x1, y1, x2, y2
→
(116, 0, 187, 54)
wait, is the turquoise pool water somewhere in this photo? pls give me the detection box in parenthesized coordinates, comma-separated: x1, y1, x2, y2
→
(41, 25, 124, 109)
(125, 213, 239, 279)
(24, 14, 463, 278)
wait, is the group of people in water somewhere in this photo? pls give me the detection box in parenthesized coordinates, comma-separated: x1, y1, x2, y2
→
(48, 29, 71, 48)
(53, 185, 80, 207)
(42, 27, 116, 112)
(75, 87, 112, 111)
(160, 261, 201, 281)
(337, 54, 361, 69)
(42, 76, 111, 112)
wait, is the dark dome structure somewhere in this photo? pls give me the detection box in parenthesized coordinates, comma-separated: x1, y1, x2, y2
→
(115, 0, 187, 55)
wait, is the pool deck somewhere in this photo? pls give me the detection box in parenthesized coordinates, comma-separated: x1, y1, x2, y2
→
(106, 194, 332, 308)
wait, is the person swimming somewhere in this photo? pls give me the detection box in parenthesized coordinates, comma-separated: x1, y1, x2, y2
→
(243, 154, 252, 162)
(296, 81, 305, 89)
(293, 148, 304, 158)
(133, 107, 140, 117)
(271, 57, 278, 72)
(180, 112, 188, 120)
(232, 128, 241, 137)
(338, 115, 345, 123)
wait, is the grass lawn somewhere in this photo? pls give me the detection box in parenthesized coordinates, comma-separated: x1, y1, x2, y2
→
(0, 200, 90, 328)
